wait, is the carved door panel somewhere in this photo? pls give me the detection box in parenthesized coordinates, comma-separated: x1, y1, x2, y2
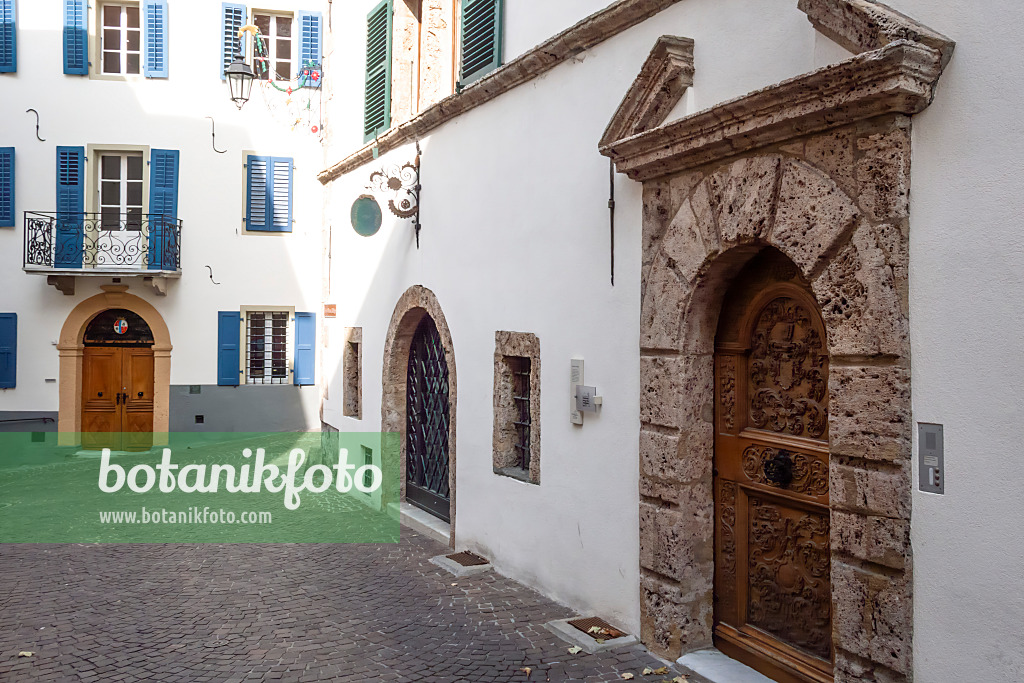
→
(121, 348, 154, 451)
(714, 283, 832, 683)
(82, 347, 123, 450)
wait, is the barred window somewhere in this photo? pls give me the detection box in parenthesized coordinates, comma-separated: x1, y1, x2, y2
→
(246, 312, 289, 384)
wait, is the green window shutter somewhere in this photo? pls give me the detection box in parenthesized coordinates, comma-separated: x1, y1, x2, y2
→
(459, 0, 502, 86)
(363, 0, 392, 142)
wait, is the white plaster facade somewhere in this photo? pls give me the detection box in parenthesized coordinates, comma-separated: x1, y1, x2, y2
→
(0, 0, 326, 431)
(320, 1, 1024, 681)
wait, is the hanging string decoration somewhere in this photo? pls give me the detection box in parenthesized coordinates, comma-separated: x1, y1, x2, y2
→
(240, 22, 324, 137)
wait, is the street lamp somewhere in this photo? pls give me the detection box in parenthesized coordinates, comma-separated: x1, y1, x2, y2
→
(225, 55, 255, 109)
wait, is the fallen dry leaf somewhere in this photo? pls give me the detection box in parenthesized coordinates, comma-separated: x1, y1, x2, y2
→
(17, 651, 33, 657)
(652, 667, 669, 675)
(568, 646, 583, 655)
(672, 676, 689, 682)
(595, 639, 606, 644)
(643, 668, 654, 676)
(520, 666, 532, 676)
(588, 626, 603, 634)
(621, 674, 635, 680)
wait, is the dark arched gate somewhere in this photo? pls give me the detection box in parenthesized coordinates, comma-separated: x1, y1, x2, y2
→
(406, 316, 450, 521)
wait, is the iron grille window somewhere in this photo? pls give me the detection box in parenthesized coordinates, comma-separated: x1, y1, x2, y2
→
(362, 445, 373, 491)
(246, 312, 288, 384)
(510, 356, 531, 471)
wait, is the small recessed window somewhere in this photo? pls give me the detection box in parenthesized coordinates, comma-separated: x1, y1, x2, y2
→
(101, 3, 142, 75)
(493, 332, 540, 484)
(246, 312, 289, 384)
(344, 328, 362, 419)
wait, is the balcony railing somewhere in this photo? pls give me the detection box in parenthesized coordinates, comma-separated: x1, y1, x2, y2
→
(23, 212, 182, 273)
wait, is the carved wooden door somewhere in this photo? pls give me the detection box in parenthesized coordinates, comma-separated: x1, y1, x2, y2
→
(714, 282, 832, 683)
(82, 347, 155, 452)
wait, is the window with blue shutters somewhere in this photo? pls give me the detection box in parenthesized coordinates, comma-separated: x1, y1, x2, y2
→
(142, 0, 169, 78)
(459, 0, 502, 86)
(0, 0, 16, 73)
(293, 312, 315, 386)
(297, 11, 322, 87)
(0, 313, 16, 389)
(221, 3, 245, 79)
(63, 0, 88, 75)
(217, 311, 242, 386)
(55, 147, 84, 268)
(246, 155, 293, 233)
(0, 148, 13, 227)
(149, 149, 178, 270)
(363, 0, 392, 141)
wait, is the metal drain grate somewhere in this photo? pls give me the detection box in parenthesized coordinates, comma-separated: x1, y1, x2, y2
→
(567, 616, 627, 641)
(446, 551, 489, 567)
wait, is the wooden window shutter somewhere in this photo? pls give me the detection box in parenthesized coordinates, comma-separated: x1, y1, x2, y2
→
(363, 0, 392, 141)
(459, 0, 502, 86)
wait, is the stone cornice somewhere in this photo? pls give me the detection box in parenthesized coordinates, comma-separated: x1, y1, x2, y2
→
(599, 35, 694, 148)
(600, 40, 944, 181)
(318, 0, 686, 184)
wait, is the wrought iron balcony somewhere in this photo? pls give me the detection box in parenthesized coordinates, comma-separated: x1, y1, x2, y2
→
(23, 212, 182, 274)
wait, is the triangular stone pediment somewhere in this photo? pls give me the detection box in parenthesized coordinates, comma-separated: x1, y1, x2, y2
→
(599, 35, 694, 149)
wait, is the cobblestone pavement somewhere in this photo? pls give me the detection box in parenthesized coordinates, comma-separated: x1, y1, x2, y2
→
(0, 530, 705, 682)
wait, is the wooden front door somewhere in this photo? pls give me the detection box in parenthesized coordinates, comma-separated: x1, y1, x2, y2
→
(82, 346, 155, 451)
(713, 281, 832, 682)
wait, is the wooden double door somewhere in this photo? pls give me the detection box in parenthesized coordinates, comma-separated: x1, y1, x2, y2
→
(713, 277, 833, 682)
(82, 346, 154, 451)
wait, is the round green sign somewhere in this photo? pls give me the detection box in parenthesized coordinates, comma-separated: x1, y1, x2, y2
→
(351, 195, 382, 237)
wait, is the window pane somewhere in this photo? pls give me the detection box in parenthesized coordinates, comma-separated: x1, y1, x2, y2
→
(103, 5, 120, 28)
(126, 6, 139, 28)
(101, 181, 120, 206)
(126, 207, 142, 230)
(101, 156, 121, 180)
(276, 17, 292, 38)
(126, 29, 140, 52)
(126, 182, 142, 207)
(101, 207, 120, 230)
(103, 52, 120, 74)
(127, 156, 143, 180)
(104, 29, 120, 50)
(276, 61, 291, 81)
(276, 39, 290, 59)
(254, 14, 270, 34)
(127, 54, 140, 74)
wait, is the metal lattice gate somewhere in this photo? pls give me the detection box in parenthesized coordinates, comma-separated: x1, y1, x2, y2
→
(406, 316, 451, 521)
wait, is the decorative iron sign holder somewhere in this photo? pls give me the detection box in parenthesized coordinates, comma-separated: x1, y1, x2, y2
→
(365, 143, 422, 246)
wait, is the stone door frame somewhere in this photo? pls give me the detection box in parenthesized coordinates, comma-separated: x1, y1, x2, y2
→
(381, 285, 457, 547)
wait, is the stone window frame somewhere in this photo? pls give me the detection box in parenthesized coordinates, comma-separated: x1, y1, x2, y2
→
(343, 327, 362, 419)
(492, 331, 540, 485)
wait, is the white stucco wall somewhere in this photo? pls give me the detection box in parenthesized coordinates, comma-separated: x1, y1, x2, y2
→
(887, 1, 1024, 681)
(0, 0, 326, 426)
(321, 0, 869, 636)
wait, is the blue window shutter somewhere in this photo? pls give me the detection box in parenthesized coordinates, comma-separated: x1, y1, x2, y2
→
(63, 0, 87, 75)
(293, 312, 315, 386)
(459, 0, 502, 85)
(217, 311, 241, 386)
(298, 11, 322, 87)
(149, 149, 179, 270)
(0, 148, 13, 227)
(0, 0, 16, 73)
(221, 3, 245, 80)
(143, 0, 169, 78)
(246, 156, 292, 233)
(271, 157, 293, 232)
(363, 0, 392, 141)
(0, 313, 15, 389)
(55, 146, 84, 268)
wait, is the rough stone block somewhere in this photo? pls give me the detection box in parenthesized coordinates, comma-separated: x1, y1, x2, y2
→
(855, 124, 911, 223)
(770, 158, 859, 278)
(832, 561, 911, 675)
(831, 510, 908, 569)
(830, 461, 910, 519)
(640, 254, 690, 351)
(640, 429, 712, 485)
(661, 198, 720, 284)
(829, 365, 911, 462)
(804, 126, 858, 198)
(640, 354, 712, 430)
(640, 574, 712, 658)
(639, 498, 713, 583)
(712, 156, 782, 246)
(813, 222, 908, 357)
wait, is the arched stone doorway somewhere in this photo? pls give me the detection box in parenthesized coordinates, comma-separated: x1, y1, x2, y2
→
(57, 285, 172, 445)
(381, 285, 457, 547)
(636, 151, 913, 681)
